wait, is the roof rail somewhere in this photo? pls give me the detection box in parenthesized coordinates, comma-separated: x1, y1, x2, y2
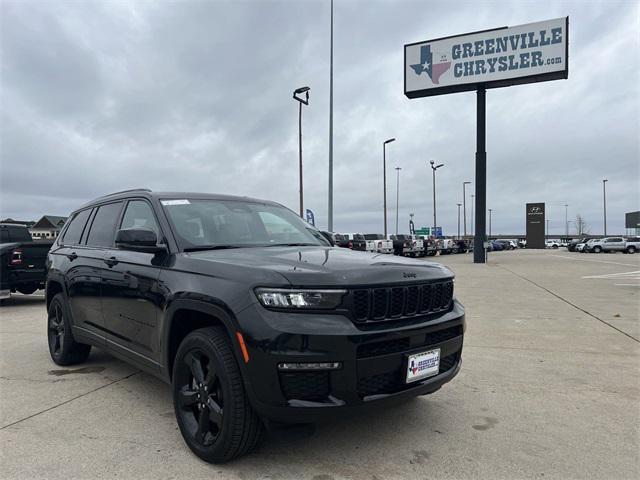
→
(98, 188, 152, 198)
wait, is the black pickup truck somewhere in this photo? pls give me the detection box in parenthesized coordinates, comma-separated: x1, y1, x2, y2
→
(1, 223, 53, 299)
(46, 189, 465, 463)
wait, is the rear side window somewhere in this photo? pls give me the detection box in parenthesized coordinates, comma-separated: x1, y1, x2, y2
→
(120, 200, 159, 235)
(61, 209, 92, 245)
(86, 202, 123, 247)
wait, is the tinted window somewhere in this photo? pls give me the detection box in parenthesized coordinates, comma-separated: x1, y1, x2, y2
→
(86, 203, 123, 247)
(121, 200, 159, 235)
(161, 199, 328, 249)
(61, 209, 92, 245)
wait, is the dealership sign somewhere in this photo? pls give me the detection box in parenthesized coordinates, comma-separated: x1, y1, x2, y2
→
(405, 17, 568, 98)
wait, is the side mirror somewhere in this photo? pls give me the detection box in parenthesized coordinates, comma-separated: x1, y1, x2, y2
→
(320, 231, 335, 246)
(115, 228, 166, 253)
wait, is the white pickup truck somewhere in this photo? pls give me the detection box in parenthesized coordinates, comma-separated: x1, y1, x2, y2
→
(363, 234, 393, 254)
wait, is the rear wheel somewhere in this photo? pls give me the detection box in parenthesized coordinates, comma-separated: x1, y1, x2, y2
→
(172, 327, 263, 463)
(627, 246, 636, 254)
(47, 294, 91, 365)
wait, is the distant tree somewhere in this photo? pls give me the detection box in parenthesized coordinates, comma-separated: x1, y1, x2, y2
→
(575, 214, 590, 236)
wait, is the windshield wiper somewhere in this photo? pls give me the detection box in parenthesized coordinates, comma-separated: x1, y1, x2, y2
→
(184, 245, 247, 252)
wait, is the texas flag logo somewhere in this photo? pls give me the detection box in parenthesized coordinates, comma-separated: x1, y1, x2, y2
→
(409, 359, 418, 375)
(410, 45, 451, 84)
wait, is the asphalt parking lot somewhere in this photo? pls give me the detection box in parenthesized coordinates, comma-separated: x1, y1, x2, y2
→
(1, 249, 638, 480)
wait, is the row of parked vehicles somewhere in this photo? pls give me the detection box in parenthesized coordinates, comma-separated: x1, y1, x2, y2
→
(567, 237, 639, 254)
(324, 233, 473, 257)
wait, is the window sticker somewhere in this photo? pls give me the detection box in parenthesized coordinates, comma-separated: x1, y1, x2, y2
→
(161, 199, 191, 206)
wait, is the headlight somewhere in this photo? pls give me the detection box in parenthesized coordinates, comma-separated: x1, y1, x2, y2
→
(255, 288, 346, 309)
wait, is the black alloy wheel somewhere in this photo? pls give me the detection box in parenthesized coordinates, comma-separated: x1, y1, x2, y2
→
(175, 350, 224, 447)
(172, 327, 263, 463)
(48, 302, 66, 357)
(47, 293, 91, 365)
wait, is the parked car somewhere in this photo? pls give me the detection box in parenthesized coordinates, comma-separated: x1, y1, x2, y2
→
(390, 234, 414, 256)
(490, 240, 504, 251)
(568, 238, 588, 252)
(409, 235, 425, 257)
(439, 238, 456, 255)
(340, 233, 366, 251)
(579, 239, 598, 252)
(495, 240, 514, 251)
(363, 234, 393, 254)
(545, 239, 561, 249)
(624, 237, 639, 254)
(45, 189, 465, 463)
(518, 239, 527, 248)
(1, 223, 54, 300)
(417, 236, 437, 256)
(586, 237, 626, 253)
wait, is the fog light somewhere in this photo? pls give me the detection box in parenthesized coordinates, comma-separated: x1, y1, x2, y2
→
(277, 362, 342, 371)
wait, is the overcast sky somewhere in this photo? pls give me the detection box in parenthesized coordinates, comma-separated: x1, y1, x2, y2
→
(1, 0, 638, 236)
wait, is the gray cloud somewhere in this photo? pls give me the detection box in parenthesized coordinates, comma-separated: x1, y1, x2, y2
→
(1, 0, 638, 237)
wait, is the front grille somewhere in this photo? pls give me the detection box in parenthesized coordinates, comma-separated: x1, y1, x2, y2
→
(357, 353, 459, 397)
(348, 281, 454, 323)
(279, 371, 330, 401)
(356, 325, 462, 359)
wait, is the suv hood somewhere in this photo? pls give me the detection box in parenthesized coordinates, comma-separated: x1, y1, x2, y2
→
(185, 246, 453, 286)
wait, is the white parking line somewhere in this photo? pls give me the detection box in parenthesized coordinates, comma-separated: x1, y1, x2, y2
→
(582, 271, 640, 280)
(551, 254, 639, 268)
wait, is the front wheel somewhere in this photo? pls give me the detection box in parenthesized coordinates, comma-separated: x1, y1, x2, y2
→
(173, 327, 263, 463)
(593, 246, 602, 253)
(47, 294, 91, 365)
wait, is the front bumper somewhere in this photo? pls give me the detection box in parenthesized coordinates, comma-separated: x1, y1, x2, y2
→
(236, 299, 465, 423)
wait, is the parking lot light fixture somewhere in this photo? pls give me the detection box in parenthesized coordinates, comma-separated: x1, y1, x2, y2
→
(457, 203, 462, 239)
(395, 167, 402, 236)
(293, 86, 310, 218)
(430, 160, 444, 236)
(382, 138, 396, 238)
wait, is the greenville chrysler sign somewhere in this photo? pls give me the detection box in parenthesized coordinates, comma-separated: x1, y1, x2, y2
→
(405, 17, 568, 98)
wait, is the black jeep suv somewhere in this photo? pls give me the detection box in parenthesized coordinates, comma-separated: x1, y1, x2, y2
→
(46, 189, 465, 462)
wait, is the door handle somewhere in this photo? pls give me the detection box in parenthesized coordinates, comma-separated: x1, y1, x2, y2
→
(67, 252, 78, 261)
(104, 256, 118, 267)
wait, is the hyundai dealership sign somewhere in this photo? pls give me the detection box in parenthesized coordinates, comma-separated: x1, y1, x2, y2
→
(405, 17, 568, 98)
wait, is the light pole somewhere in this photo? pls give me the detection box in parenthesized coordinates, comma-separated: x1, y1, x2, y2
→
(457, 203, 462, 239)
(327, 0, 334, 231)
(602, 179, 608, 235)
(293, 86, 310, 217)
(383, 138, 396, 238)
(471, 194, 475, 236)
(395, 167, 402, 235)
(564, 204, 568, 239)
(546, 219, 550, 238)
(430, 160, 444, 236)
(462, 181, 471, 237)
(488, 208, 493, 238)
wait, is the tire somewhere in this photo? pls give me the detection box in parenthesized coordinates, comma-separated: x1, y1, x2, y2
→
(552, 245, 558, 249)
(47, 293, 91, 366)
(593, 246, 602, 253)
(17, 284, 38, 295)
(173, 327, 264, 463)
(627, 246, 636, 254)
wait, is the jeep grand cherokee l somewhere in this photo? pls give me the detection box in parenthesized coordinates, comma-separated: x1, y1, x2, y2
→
(46, 189, 465, 463)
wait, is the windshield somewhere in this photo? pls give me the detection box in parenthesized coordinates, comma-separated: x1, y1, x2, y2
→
(161, 198, 330, 250)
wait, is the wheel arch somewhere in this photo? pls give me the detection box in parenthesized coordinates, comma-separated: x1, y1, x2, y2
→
(46, 280, 65, 311)
(162, 298, 243, 383)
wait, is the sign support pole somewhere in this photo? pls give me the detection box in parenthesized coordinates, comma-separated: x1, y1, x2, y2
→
(473, 87, 487, 263)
